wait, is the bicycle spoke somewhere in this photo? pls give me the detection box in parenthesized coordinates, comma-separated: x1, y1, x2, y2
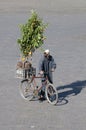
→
(19, 80, 34, 100)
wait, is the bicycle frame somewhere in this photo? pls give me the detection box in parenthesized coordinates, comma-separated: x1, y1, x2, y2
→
(29, 74, 48, 92)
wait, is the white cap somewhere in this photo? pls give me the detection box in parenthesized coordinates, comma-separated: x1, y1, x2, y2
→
(44, 49, 50, 54)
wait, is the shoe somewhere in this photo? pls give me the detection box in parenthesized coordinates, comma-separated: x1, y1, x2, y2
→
(38, 96, 46, 102)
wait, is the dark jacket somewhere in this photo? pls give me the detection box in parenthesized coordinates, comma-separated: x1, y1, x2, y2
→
(39, 55, 56, 83)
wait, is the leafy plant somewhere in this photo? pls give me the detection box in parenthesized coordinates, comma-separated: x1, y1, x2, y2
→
(17, 10, 47, 58)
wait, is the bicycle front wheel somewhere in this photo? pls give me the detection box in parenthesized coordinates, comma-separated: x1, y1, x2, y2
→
(46, 83, 58, 105)
(19, 79, 34, 101)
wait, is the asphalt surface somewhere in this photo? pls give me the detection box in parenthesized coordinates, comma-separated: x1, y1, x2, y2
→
(0, 0, 86, 130)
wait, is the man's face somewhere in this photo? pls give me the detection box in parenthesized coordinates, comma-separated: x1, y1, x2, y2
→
(44, 52, 49, 57)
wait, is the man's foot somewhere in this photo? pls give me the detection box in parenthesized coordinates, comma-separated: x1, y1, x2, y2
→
(38, 96, 46, 102)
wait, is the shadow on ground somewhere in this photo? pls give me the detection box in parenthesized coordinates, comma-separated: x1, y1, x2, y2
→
(56, 80, 86, 106)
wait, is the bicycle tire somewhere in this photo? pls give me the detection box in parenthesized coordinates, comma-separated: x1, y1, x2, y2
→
(45, 83, 58, 105)
(19, 79, 34, 101)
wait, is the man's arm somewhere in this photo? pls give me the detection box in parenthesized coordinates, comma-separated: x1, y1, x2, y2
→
(51, 57, 56, 70)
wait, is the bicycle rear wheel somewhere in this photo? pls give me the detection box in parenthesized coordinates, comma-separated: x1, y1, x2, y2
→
(46, 83, 58, 105)
(19, 79, 34, 100)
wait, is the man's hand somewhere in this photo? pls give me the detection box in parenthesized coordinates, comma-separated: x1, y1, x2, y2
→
(51, 68, 55, 72)
(39, 71, 44, 75)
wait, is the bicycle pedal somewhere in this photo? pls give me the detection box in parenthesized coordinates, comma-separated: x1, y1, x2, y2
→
(25, 88, 29, 92)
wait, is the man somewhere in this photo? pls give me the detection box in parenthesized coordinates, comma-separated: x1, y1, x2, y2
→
(38, 49, 56, 101)
(39, 49, 56, 83)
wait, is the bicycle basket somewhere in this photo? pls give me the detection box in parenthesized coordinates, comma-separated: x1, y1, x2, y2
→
(16, 68, 25, 79)
(29, 67, 36, 76)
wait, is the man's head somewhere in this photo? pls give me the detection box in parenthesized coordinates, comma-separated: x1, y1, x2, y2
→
(44, 49, 50, 57)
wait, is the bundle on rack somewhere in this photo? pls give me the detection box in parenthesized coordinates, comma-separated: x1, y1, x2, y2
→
(16, 60, 36, 79)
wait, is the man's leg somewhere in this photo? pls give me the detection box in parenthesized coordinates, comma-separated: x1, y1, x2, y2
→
(48, 74, 53, 84)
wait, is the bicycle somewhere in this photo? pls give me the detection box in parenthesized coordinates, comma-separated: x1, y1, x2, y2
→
(19, 68, 58, 105)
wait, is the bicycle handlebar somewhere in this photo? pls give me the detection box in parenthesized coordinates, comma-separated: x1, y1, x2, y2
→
(39, 70, 55, 75)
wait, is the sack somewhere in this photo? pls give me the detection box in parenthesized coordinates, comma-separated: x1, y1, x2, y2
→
(24, 61, 32, 69)
(16, 61, 32, 69)
(16, 61, 23, 69)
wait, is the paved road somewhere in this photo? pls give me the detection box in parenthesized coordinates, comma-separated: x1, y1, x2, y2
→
(0, 0, 86, 130)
